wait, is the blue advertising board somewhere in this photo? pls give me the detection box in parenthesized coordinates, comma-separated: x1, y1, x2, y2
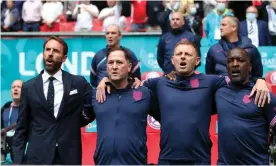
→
(1, 36, 275, 120)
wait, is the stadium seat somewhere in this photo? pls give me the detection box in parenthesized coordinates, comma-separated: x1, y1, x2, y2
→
(141, 71, 163, 81)
(265, 70, 276, 94)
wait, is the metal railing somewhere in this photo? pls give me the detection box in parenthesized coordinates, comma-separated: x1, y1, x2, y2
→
(1, 32, 162, 37)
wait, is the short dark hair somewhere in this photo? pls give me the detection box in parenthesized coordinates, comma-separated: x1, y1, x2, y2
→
(107, 47, 131, 62)
(227, 47, 251, 62)
(174, 40, 199, 57)
(43, 36, 68, 55)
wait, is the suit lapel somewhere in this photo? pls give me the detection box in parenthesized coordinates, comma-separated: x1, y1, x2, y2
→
(57, 70, 72, 119)
(34, 72, 56, 119)
(34, 73, 48, 111)
(257, 20, 262, 44)
(244, 22, 248, 36)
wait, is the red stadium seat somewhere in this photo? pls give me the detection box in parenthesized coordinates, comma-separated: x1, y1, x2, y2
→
(265, 70, 276, 94)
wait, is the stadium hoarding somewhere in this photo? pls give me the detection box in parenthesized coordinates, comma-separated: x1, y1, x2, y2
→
(1, 37, 275, 105)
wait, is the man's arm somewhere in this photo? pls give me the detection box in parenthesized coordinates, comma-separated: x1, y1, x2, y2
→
(80, 77, 95, 127)
(148, 90, 160, 122)
(12, 83, 30, 164)
(90, 55, 98, 88)
(143, 77, 161, 95)
(213, 76, 270, 107)
(49, 2, 63, 24)
(264, 94, 276, 133)
(98, 8, 114, 21)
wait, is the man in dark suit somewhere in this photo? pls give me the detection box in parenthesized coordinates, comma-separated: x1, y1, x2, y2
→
(239, 6, 271, 46)
(12, 36, 94, 165)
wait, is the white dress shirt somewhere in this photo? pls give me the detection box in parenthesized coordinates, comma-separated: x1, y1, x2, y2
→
(73, 4, 99, 32)
(98, 4, 126, 31)
(4, 9, 11, 27)
(22, 0, 42, 22)
(41, 1, 63, 23)
(42, 70, 63, 118)
(247, 20, 259, 47)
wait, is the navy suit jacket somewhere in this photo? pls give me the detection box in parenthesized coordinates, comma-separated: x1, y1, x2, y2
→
(239, 20, 271, 46)
(12, 70, 94, 165)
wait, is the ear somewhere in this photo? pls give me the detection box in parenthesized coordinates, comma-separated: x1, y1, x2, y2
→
(62, 55, 67, 63)
(128, 62, 132, 73)
(196, 56, 201, 66)
(118, 32, 122, 39)
(248, 63, 252, 73)
(233, 24, 237, 32)
(171, 55, 175, 65)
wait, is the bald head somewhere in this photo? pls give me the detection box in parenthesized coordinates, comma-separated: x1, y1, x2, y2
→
(227, 48, 252, 84)
(246, 6, 258, 21)
(246, 6, 258, 15)
(170, 12, 185, 30)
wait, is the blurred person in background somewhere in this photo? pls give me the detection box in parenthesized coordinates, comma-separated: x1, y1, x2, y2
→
(1, 0, 24, 20)
(203, 0, 216, 17)
(22, 0, 42, 32)
(146, 0, 164, 31)
(204, 0, 233, 46)
(185, 3, 202, 37)
(157, 0, 187, 35)
(130, 0, 148, 32)
(1, 0, 20, 32)
(1, 80, 23, 162)
(262, 0, 276, 45)
(90, 24, 141, 88)
(178, 0, 194, 16)
(72, 1, 99, 32)
(157, 12, 198, 75)
(98, 0, 126, 32)
(41, 0, 63, 32)
(206, 16, 263, 81)
(239, 6, 271, 46)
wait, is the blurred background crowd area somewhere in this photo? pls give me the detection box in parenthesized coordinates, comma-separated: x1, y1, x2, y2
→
(1, 0, 275, 37)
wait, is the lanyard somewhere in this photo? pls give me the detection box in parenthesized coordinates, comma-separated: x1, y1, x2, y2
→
(8, 104, 13, 126)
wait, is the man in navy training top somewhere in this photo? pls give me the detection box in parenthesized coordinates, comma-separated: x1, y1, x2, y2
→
(96, 41, 269, 165)
(215, 47, 276, 165)
(157, 11, 199, 78)
(91, 47, 159, 165)
(205, 15, 263, 81)
(90, 24, 141, 88)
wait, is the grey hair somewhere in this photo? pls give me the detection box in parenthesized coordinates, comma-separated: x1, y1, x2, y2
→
(104, 24, 122, 34)
(223, 15, 239, 30)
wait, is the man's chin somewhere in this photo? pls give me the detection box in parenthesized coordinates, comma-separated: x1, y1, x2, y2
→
(177, 70, 192, 76)
(231, 78, 242, 84)
(110, 77, 121, 82)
